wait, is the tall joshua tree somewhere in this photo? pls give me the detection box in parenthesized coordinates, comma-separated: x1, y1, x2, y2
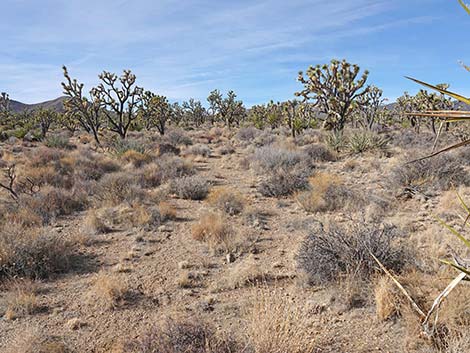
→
(138, 90, 171, 135)
(207, 89, 245, 127)
(296, 59, 369, 133)
(93, 70, 143, 139)
(0, 92, 10, 124)
(62, 66, 102, 146)
(356, 85, 386, 130)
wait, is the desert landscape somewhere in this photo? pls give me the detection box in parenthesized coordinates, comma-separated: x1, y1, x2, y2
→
(1, 1, 470, 352)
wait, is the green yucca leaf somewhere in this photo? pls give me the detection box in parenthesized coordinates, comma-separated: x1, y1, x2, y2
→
(405, 76, 470, 105)
(455, 191, 470, 226)
(435, 216, 470, 249)
(440, 259, 470, 276)
(459, 0, 470, 15)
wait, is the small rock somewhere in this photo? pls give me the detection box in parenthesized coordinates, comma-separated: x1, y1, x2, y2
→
(66, 318, 85, 330)
(226, 253, 236, 264)
(158, 225, 173, 233)
(178, 261, 191, 270)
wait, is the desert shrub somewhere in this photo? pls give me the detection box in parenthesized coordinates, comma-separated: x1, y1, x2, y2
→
(217, 144, 235, 155)
(237, 126, 261, 141)
(252, 146, 310, 173)
(325, 131, 346, 152)
(258, 169, 309, 197)
(302, 143, 336, 162)
(184, 144, 211, 157)
(207, 187, 245, 215)
(27, 147, 64, 167)
(120, 150, 152, 167)
(123, 318, 239, 353)
(165, 129, 193, 146)
(3, 280, 41, 320)
(296, 173, 364, 213)
(67, 152, 120, 181)
(156, 143, 181, 156)
(253, 130, 277, 147)
(248, 288, 317, 353)
(170, 176, 209, 200)
(0, 223, 75, 279)
(158, 201, 177, 221)
(95, 172, 145, 205)
(138, 157, 195, 188)
(391, 152, 470, 193)
(44, 135, 74, 150)
(92, 272, 129, 309)
(4, 330, 70, 353)
(11, 186, 89, 225)
(112, 138, 146, 155)
(347, 130, 388, 154)
(297, 222, 409, 285)
(191, 212, 234, 250)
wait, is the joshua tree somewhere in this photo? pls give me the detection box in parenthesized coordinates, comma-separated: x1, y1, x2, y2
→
(182, 98, 207, 127)
(415, 84, 453, 134)
(207, 89, 245, 127)
(282, 100, 304, 138)
(356, 85, 387, 130)
(0, 92, 10, 124)
(296, 59, 369, 133)
(33, 108, 59, 138)
(139, 90, 171, 135)
(62, 66, 103, 146)
(92, 70, 143, 139)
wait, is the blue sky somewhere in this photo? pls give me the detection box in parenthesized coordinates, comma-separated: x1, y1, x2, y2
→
(1, 0, 469, 106)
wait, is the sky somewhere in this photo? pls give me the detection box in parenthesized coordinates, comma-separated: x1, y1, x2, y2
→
(1, 0, 470, 106)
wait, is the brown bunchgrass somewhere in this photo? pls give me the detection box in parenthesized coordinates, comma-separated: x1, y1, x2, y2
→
(191, 212, 234, 251)
(207, 187, 246, 215)
(247, 288, 317, 353)
(92, 272, 129, 309)
(158, 201, 177, 221)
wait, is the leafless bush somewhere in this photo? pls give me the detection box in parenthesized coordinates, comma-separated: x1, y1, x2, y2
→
(138, 156, 194, 188)
(302, 143, 336, 162)
(95, 172, 145, 205)
(184, 144, 211, 157)
(208, 187, 246, 215)
(237, 126, 261, 141)
(123, 318, 239, 353)
(258, 169, 309, 197)
(0, 223, 75, 279)
(165, 128, 193, 146)
(297, 222, 409, 285)
(391, 152, 470, 194)
(252, 146, 310, 173)
(170, 176, 210, 200)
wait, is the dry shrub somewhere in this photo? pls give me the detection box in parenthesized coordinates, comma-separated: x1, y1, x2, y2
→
(374, 275, 401, 321)
(217, 144, 235, 155)
(92, 272, 129, 309)
(338, 272, 370, 310)
(296, 173, 363, 213)
(191, 212, 234, 251)
(120, 150, 152, 168)
(82, 209, 110, 235)
(165, 128, 193, 146)
(213, 256, 268, 291)
(27, 147, 64, 167)
(0, 222, 75, 279)
(3, 280, 41, 320)
(247, 288, 317, 353)
(183, 144, 211, 157)
(207, 187, 246, 215)
(158, 201, 177, 221)
(4, 329, 70, 353)
(123, 317, 239, 353)
(170, 176, 209, 200)
(297, 221, 409, 285)
(258, 169, 310, 197)
(302, 143, 336, 162)
(391, 152, 470, 194)
(95, 172, 145, 206)
(60, 149, 120, 181)
(252, 145, 310, 173)
(138, 157, 194, 188)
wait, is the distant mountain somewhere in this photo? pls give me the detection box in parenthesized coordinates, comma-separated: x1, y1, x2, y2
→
(9, 97, 65, 113)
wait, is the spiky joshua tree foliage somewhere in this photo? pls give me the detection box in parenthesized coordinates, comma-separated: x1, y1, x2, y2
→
(296, 59, 369, 133)
(138, 91, 172, 135)
(0, 92, 10, 125)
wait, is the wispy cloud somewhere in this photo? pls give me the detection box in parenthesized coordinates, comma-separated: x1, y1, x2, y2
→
(0, 0, 460, 105)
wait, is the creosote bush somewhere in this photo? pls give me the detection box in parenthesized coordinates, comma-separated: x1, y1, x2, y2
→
(170, 176, 209, 200)
(0, 223, 75, 279)
(297, 221, 409, 285)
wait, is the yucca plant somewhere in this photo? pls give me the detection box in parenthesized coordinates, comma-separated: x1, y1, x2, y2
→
(372, 1, 470, 342)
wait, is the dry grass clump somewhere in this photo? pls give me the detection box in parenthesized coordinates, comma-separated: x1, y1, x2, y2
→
(252, 145, 311, 173)
(297, 221, 409, 285)
(164, 128, 193, 146)
(27, 146, 64, 167)
(374, 275, 401, 321)
(122, 317, 239, 353)
(158, 201, 177, 221)
(170, 175, 210, 200)
(138, 156, 195, 188)
(82, 209, 111, 235)
(3, 280, 41, 320)
(213, 256, 269, 291)
(120, 150, 152, 168)
(0, 222, 75, 279)
(60, 149, 121, 181)
(391, 152, 470, 194)
(296, 173, 363, 213)
(191, 212, 234, 251)
(247, 288, 317, 353)
(217, 143, 235, 155)
(4, 329, 70, 353)
(95, 172, 145, 206)
(207, 187, 246, 215)
(92, 272, 130, 309)
(183, 144, 211, 157)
